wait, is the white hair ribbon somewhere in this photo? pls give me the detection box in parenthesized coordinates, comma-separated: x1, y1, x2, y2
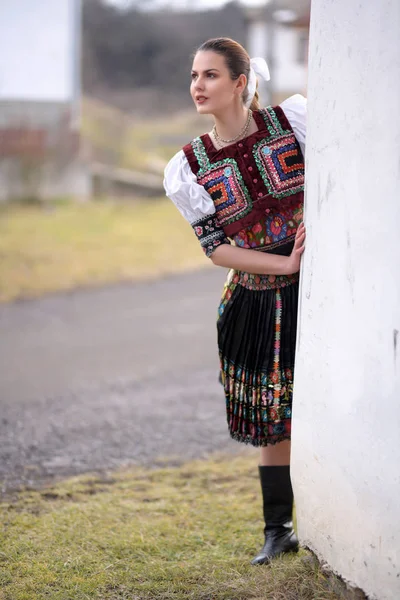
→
(245, 57, 271, 108)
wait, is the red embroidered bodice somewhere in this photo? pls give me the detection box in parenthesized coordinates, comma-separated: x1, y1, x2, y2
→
(182, 105, 304, 258)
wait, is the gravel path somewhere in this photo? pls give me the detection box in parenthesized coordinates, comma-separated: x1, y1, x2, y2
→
(0, 269, 251, 496)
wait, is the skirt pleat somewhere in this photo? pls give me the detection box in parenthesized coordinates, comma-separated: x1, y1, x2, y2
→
(217, 277, 299, 446)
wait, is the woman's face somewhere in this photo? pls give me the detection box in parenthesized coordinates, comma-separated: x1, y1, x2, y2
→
(190, 51, 245, 115)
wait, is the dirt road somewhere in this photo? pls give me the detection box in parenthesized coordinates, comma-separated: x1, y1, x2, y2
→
(0, 269, 250, 495)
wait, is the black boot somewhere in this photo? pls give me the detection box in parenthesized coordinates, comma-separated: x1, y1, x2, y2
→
(251, 465, 299, 566)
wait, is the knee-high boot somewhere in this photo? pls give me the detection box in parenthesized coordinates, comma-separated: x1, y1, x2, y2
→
(251, 465, 299, 565)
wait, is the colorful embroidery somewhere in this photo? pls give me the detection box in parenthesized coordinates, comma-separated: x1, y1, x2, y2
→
(272, 290, 283, 405)
(198, 163, 252, 226)
(182, 106, 303, 448)
(232, 207, 302, 251)
(253, 135, 304, 199)
(219, 303, 294, 447)
(190, 137, 253, 226)
(218, 270, 298, 315)
(191, 213, 230, 257)
(259, 106, 291, 138)
(218, 288, 294, 446)
(267, 214, 287, 241)
(215, 222, 299, 446)
(236, 271, 299, 292)
(190, 136, 211, 172)
(187, 107, 304, 260)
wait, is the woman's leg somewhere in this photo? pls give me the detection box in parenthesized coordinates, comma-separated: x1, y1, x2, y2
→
(251, 440, 298, 565)
(260, 440, 291, 466)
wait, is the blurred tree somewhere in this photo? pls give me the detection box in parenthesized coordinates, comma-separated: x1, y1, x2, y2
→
(82, 0, 246, 112)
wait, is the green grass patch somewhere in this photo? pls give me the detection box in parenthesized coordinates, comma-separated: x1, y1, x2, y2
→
(0, 454, 351, 600)
(0, 199, 208, 303)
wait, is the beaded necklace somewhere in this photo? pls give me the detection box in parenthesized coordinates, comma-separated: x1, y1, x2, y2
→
(212, 109, 253, 149)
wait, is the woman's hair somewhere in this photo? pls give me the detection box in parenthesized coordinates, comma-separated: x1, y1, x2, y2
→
(196, 37, 260, 111)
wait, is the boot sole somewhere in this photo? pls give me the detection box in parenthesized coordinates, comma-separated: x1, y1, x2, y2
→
(251, 544, 299, 566)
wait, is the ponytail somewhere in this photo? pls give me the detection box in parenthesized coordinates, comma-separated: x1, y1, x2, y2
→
(249, 86, 260, 111)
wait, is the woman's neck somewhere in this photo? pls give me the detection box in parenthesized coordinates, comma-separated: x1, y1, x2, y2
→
(213, 104, 249, 141)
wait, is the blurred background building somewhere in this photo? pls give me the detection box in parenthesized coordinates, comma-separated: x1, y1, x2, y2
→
(0, 0, 310, 201)
(0, 0, 91, 201)
(245, 0, 309, 105)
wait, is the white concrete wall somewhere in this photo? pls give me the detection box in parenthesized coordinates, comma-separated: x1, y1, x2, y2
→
(291, 1, 400, 599)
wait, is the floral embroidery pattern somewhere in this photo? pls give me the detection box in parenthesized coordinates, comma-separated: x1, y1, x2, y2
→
(236, 271, 299, 292)
(218, 270, 299, 312)
(191, 213, 230, 257)
(267, 214, 287, 241)
(232, 206, 302, 251)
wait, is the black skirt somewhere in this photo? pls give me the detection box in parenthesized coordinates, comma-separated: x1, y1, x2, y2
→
(217, 269, 299, 446)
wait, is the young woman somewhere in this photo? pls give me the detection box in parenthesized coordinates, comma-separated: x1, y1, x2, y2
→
(164, 37, 306, 565)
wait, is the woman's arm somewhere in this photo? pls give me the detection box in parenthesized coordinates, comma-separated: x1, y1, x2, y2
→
(211, 223, 306, 276)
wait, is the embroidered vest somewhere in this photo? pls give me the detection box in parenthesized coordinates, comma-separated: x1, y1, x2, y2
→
(183, 106, 304, 239)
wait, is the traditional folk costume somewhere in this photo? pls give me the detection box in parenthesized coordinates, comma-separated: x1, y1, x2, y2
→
(164, 90, 306, 565)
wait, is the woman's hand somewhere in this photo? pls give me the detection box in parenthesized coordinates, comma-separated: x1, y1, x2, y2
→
(284, 222, 306, 275)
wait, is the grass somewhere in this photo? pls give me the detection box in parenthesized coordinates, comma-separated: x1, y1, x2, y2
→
(0, 453, 352, 600)
(81, 96, 207, 174)
(0, 198, 208, 303)
(0, 96, 212, 304)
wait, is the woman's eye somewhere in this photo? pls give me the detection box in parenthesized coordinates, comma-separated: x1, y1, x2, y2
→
(208, 73, 216, 79)
(191, 73, 197, 80)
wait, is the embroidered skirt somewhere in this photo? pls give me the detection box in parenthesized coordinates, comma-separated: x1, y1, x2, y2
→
(217, 269, 299, 447)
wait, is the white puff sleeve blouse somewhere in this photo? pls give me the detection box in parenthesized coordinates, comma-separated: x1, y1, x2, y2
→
(164, 93, 307, 228)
